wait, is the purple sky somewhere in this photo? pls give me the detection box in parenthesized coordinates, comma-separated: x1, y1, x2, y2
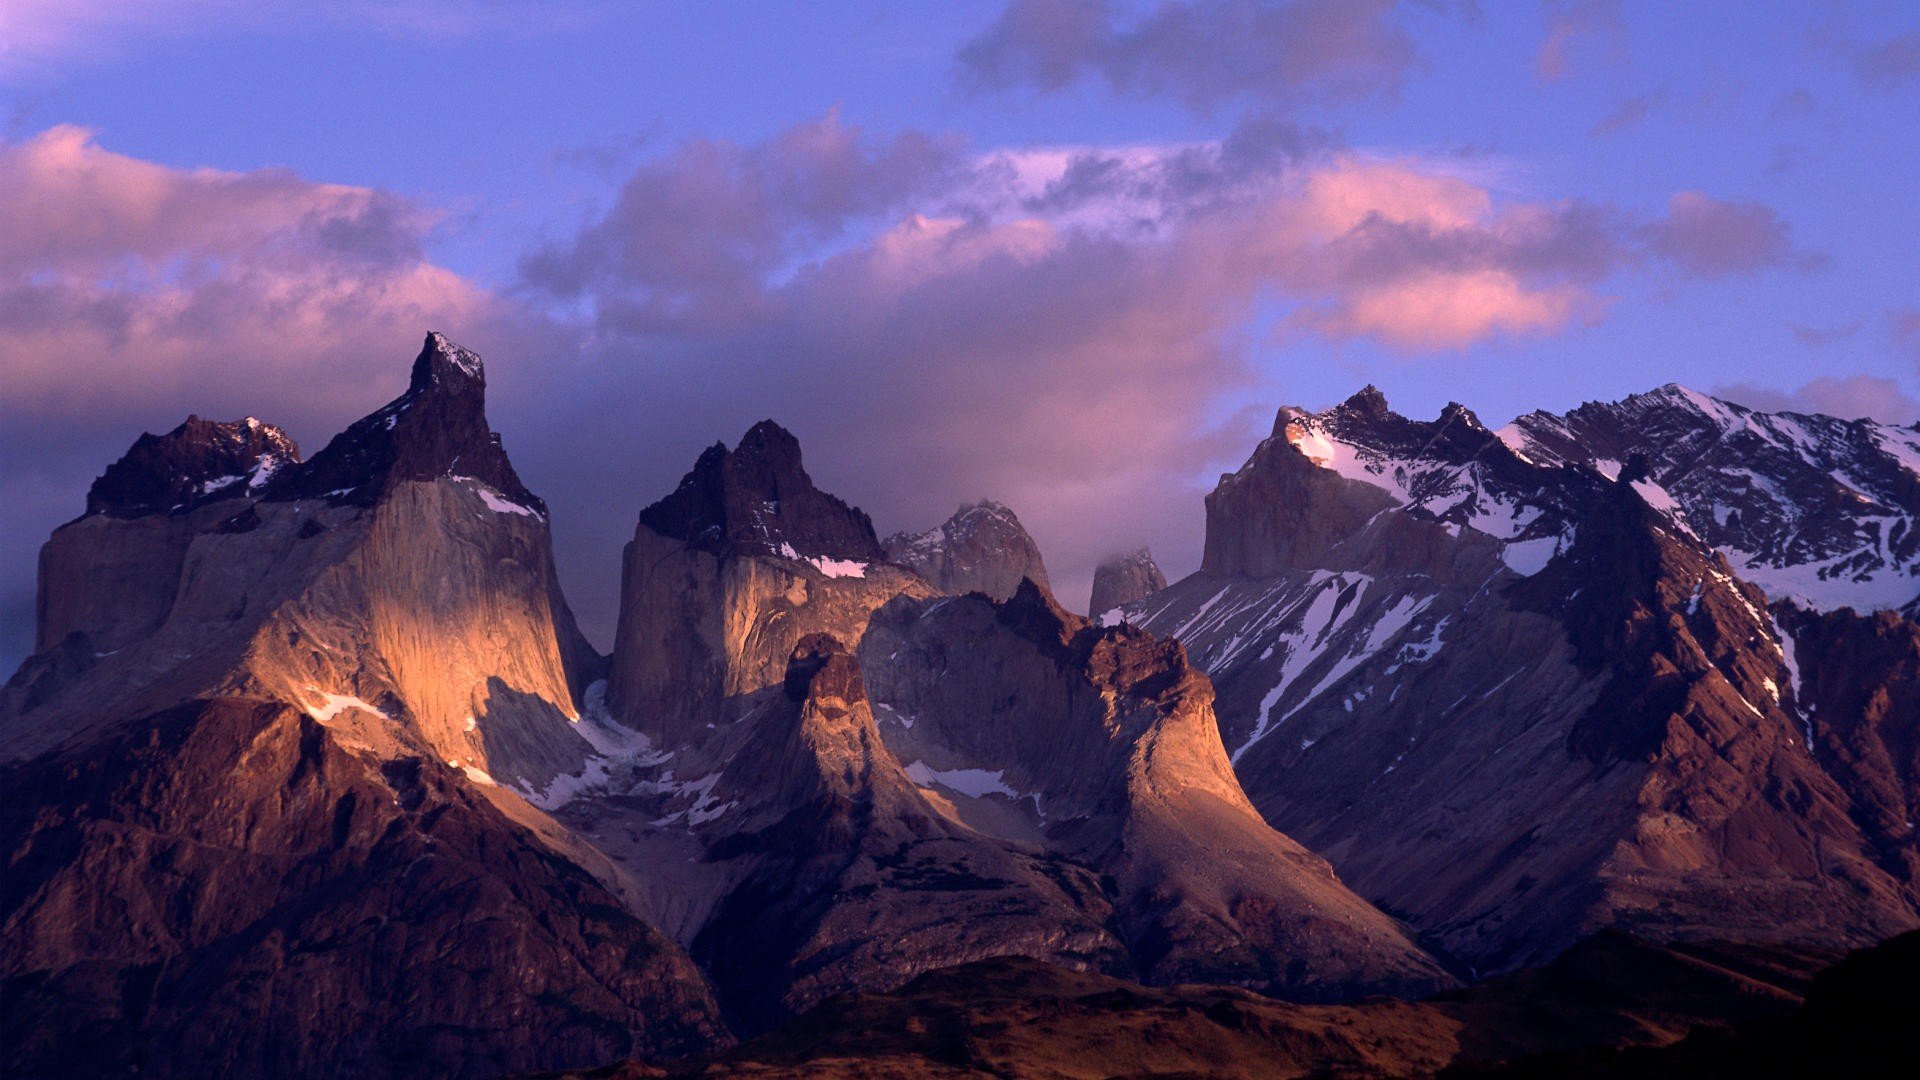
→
(3, 1, 1919, 670)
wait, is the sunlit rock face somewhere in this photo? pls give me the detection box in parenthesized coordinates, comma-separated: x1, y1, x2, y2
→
(860, 581, 1453, 1001)
(0, 334, 726, 1075)
(10, 332, 599, 793)
(1130, 385, 1920, 972)
(567, 423, 1450, 1032)
(883, 499, 1053, 602)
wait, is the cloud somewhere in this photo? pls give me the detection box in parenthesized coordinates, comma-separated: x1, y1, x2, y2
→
(1852, 29, 1920, 89)
(1643, 191, 1820, 278)
(512, 115, 1703, 627)
(1715, 375, 1920, 425)
(521, 111, 964, 333)
(955, 0, 1458, 111)
(0, 0, 614, 76)
(0, 112, 1847, 668)
(1894, 307, 1920, 359)
(1536, 0, 1624, 82)
(1590, 92, 1659, 136)
(0, 125, 534, 670)
(1788, 320, 1862, 347)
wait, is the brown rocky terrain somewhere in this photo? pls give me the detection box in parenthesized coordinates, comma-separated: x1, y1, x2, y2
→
(0, 697, 725, 1079)
(536, 932, 1838, 1079)
(861, 581, 1450, 1000)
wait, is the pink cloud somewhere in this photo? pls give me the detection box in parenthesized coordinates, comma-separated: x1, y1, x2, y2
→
(1644, 191, 1819, 278)
(1894, 307, 1920, 359)
(514, 125, 1663, 633)
(1715, 375, 1920, 425)
(1536, 0, 1624, 82)
(1295, 270, 1595, 351)
(0, 126, 500, 423)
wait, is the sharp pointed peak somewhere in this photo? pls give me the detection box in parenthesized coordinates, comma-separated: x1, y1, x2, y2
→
(409, 331, 485, 393)
(1337, 384, 1392, 419)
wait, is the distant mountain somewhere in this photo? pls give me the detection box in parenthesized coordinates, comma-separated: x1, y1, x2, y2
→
(1502, 384, 1920, 618)
(1089, 546, 1167, 618)
(883, 499, 1053, 601)
(1127, 386, 1920, 971)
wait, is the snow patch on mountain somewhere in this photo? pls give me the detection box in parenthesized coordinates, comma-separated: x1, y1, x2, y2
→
(904, 761, 1020, 799)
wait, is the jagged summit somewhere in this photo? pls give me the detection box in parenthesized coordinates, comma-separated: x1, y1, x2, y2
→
(1337, 384, 1391, 420)
(264, 332, 541, 512)
(85, 415, 300, 519)
(882, 499, 1051, 601)
(413, 330, 485, 386)
(638, 419, 884, 562)
(1208, 388, 1577, 579)
(1504, 384, 1920, 614)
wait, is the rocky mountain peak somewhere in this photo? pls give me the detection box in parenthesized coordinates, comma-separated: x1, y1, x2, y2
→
(994, 577, 1080, 655)
(85, 414, 300, 519)
(638, 420, 884, 562)
(408, 330, 486, 392)
(882, 499, 1051, 601)
(1338, 384, 1392, 420)
(1441, 401, 1484, 429)
(1089, 547, 1167, 618)
(1506, 384, 1920, 614)
(264, 332, 542, 513)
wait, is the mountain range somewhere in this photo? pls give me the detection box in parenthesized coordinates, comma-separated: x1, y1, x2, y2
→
(4, 334, 1915, 1078)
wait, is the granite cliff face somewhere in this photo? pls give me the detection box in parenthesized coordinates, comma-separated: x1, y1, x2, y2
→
(11, 342, 1919, 1078)
(1128, 387, 1920, 971)
(861, 581, 1450, 1000)
(551, 426, 1449, 1030)
(1089, 547, 1167, 618)
(1, 334, 724, 1076)
(883, 500, 1052, 601)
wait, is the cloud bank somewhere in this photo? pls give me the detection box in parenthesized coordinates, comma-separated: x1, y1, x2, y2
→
(0, 112, 1855, 668)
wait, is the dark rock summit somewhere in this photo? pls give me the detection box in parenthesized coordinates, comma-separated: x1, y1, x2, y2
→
(85, 415, 299, 518)
(638, 420, 884, 561)
(1089, 547, 1167, 617)
(264, 331, 544, 513)
(882, 500, 1051, 601)
(3, 334, 695, 1077)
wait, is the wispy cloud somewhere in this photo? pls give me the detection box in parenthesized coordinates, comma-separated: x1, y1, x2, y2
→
(1643, 191, 1822, 278)
(1535, 0, 1624, 82)
(0, 0, 614, 77)
(1716, 375, 1920, 424)
(955, 0, 1466, 111)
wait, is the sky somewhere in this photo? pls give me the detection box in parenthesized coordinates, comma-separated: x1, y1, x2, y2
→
(3, 0, 1919, 671)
